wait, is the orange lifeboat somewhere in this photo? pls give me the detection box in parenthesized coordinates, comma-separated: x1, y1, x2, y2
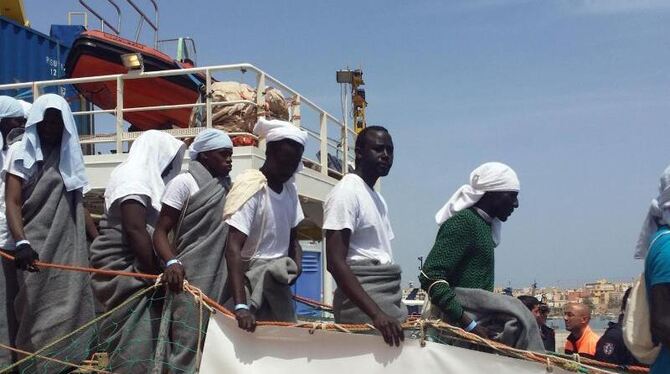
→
(65, 30, 204, 130)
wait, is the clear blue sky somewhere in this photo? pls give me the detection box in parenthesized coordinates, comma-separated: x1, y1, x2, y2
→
(24, 0, 670, 288)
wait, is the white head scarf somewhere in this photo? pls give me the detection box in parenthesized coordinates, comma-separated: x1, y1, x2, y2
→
(253, 118, 308, 146)
(0, 96, 24, 120)
(188, 128, 232, 159)
(635, 165, 670, 259)
(105, 130, 185, 212)
(18, 94, 89, 192)
(18, 100, 32, 119)
(435, 162, 520, 246)
(0, 96, 24, 150)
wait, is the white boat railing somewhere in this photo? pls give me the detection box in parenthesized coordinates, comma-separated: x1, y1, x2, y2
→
(0, 63, 356, 177)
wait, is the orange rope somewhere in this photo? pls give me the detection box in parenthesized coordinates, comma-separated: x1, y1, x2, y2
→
(0, 250, 159, 280)
(0, 250, 649, 373)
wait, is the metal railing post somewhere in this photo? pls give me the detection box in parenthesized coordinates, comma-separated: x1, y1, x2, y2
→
(256, 72, 266, 115)
(256, 72, 266, 151)
(32, 82, 40, 101)
(292, 95, 301, 127)
(320, 113, 328, 175)
(342, 127, 349, 174)
(205, 68, 212, 128)
(115, 76, 124, 153)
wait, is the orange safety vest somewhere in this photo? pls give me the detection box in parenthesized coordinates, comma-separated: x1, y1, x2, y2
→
(565, 326, 600, 358)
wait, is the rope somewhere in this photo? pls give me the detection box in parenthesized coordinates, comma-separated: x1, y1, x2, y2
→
(0, 252, 648, 374)
(1, 284, 161, 373)
(0, 343, 115, 374)
(0, 250, 159, 280)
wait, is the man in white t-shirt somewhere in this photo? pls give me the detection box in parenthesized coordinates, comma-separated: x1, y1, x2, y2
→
(224, 119, 307, 331)
(323, 126, 407, 347)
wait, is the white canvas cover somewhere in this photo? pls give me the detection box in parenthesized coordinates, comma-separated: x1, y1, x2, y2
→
(201, 314, 574, 374)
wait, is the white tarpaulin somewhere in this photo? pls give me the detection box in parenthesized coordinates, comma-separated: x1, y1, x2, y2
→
(201, 314, 574, 374)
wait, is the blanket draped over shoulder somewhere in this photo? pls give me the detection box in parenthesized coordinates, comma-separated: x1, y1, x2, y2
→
(333, 259, 407, 324)
(13, 147, 95, 371)
(89, 195, 162, 373)
(152, 161, 231, 373)
(423, 287, 545, 352)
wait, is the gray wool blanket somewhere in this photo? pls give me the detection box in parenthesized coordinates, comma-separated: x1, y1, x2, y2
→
(152, 161, 230, 374)
(11, 147, 95, 372)
(89, 194, 162, 372)
(423, 287, 545, 352)
(0, 257, 19, 368)
(223, 257, 299, 323)
(333, 260, 407, 324)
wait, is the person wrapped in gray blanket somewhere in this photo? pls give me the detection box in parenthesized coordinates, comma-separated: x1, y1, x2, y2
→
(89, 130, 185, 373)
(152, 129, 233, 372)
(324, 126, 407, 347)
(3, 94, 96, 371)
(0, 96, 26, 369)
(223, 119, 307, 331)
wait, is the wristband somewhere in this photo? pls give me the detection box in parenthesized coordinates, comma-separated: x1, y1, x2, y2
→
(16, 240, 30, 247)
(166, 259, 182, 268)
(234, 304, 250, 311)
(465, 320, 478, 332)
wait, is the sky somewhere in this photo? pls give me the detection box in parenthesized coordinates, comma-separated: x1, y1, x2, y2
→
(22, 0, 670, 288)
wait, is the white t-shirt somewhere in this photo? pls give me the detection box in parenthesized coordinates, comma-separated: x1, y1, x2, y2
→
(5, 142, 38, 186)
(225, 183, 304, 260)
(322, 173, 395, 264)
(0, 147, 16, 249)
(108, 194, 159, 228)
(161, 173, 200, 210)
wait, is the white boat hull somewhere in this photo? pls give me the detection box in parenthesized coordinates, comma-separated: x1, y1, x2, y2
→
(201, 314, 573, 373)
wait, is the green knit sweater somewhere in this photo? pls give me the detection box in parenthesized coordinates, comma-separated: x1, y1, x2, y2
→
(419, 208, 495, 322)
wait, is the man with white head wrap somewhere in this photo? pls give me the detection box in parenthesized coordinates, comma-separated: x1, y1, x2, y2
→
(3, 94, 95, 370)
(419, 162, 535, 348)
(151, 128, 233, 372)
(224, 118, 306, 332)
(88, 129, 185, 373)
(0, 96, 26, 367)
(639, 166, 670, 374)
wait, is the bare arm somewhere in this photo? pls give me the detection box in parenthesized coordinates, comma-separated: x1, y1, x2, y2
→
(288, 227, 302, 280)
(326, 229, 403, 346)
(6, 173, 26, 242)
(153, 204, 185, 292)
(84, 207, 99, 241)
(650, 283, 670, 348)
(225, 227, 248, 306)
(153, 204, 181, 264)
(6, 173, 39, 271)
(224, 227, 256, 331)
(119, 200, 159, 274)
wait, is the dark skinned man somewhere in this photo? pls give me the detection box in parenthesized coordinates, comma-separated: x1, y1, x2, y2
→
(323, 126, 406, 347)
(89, 130, 186, 373)
(0, 96, 26, 367)
(151, 128, 233, 371)
(224, 119, 307, 332)
(419, 163, 543, 351)
(4, 95, 96, 370)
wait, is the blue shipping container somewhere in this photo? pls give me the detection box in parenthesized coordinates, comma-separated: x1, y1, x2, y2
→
(292, 251, 323, 317)
(0, 16, 68, 94)
(0, 16, 91, 135)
